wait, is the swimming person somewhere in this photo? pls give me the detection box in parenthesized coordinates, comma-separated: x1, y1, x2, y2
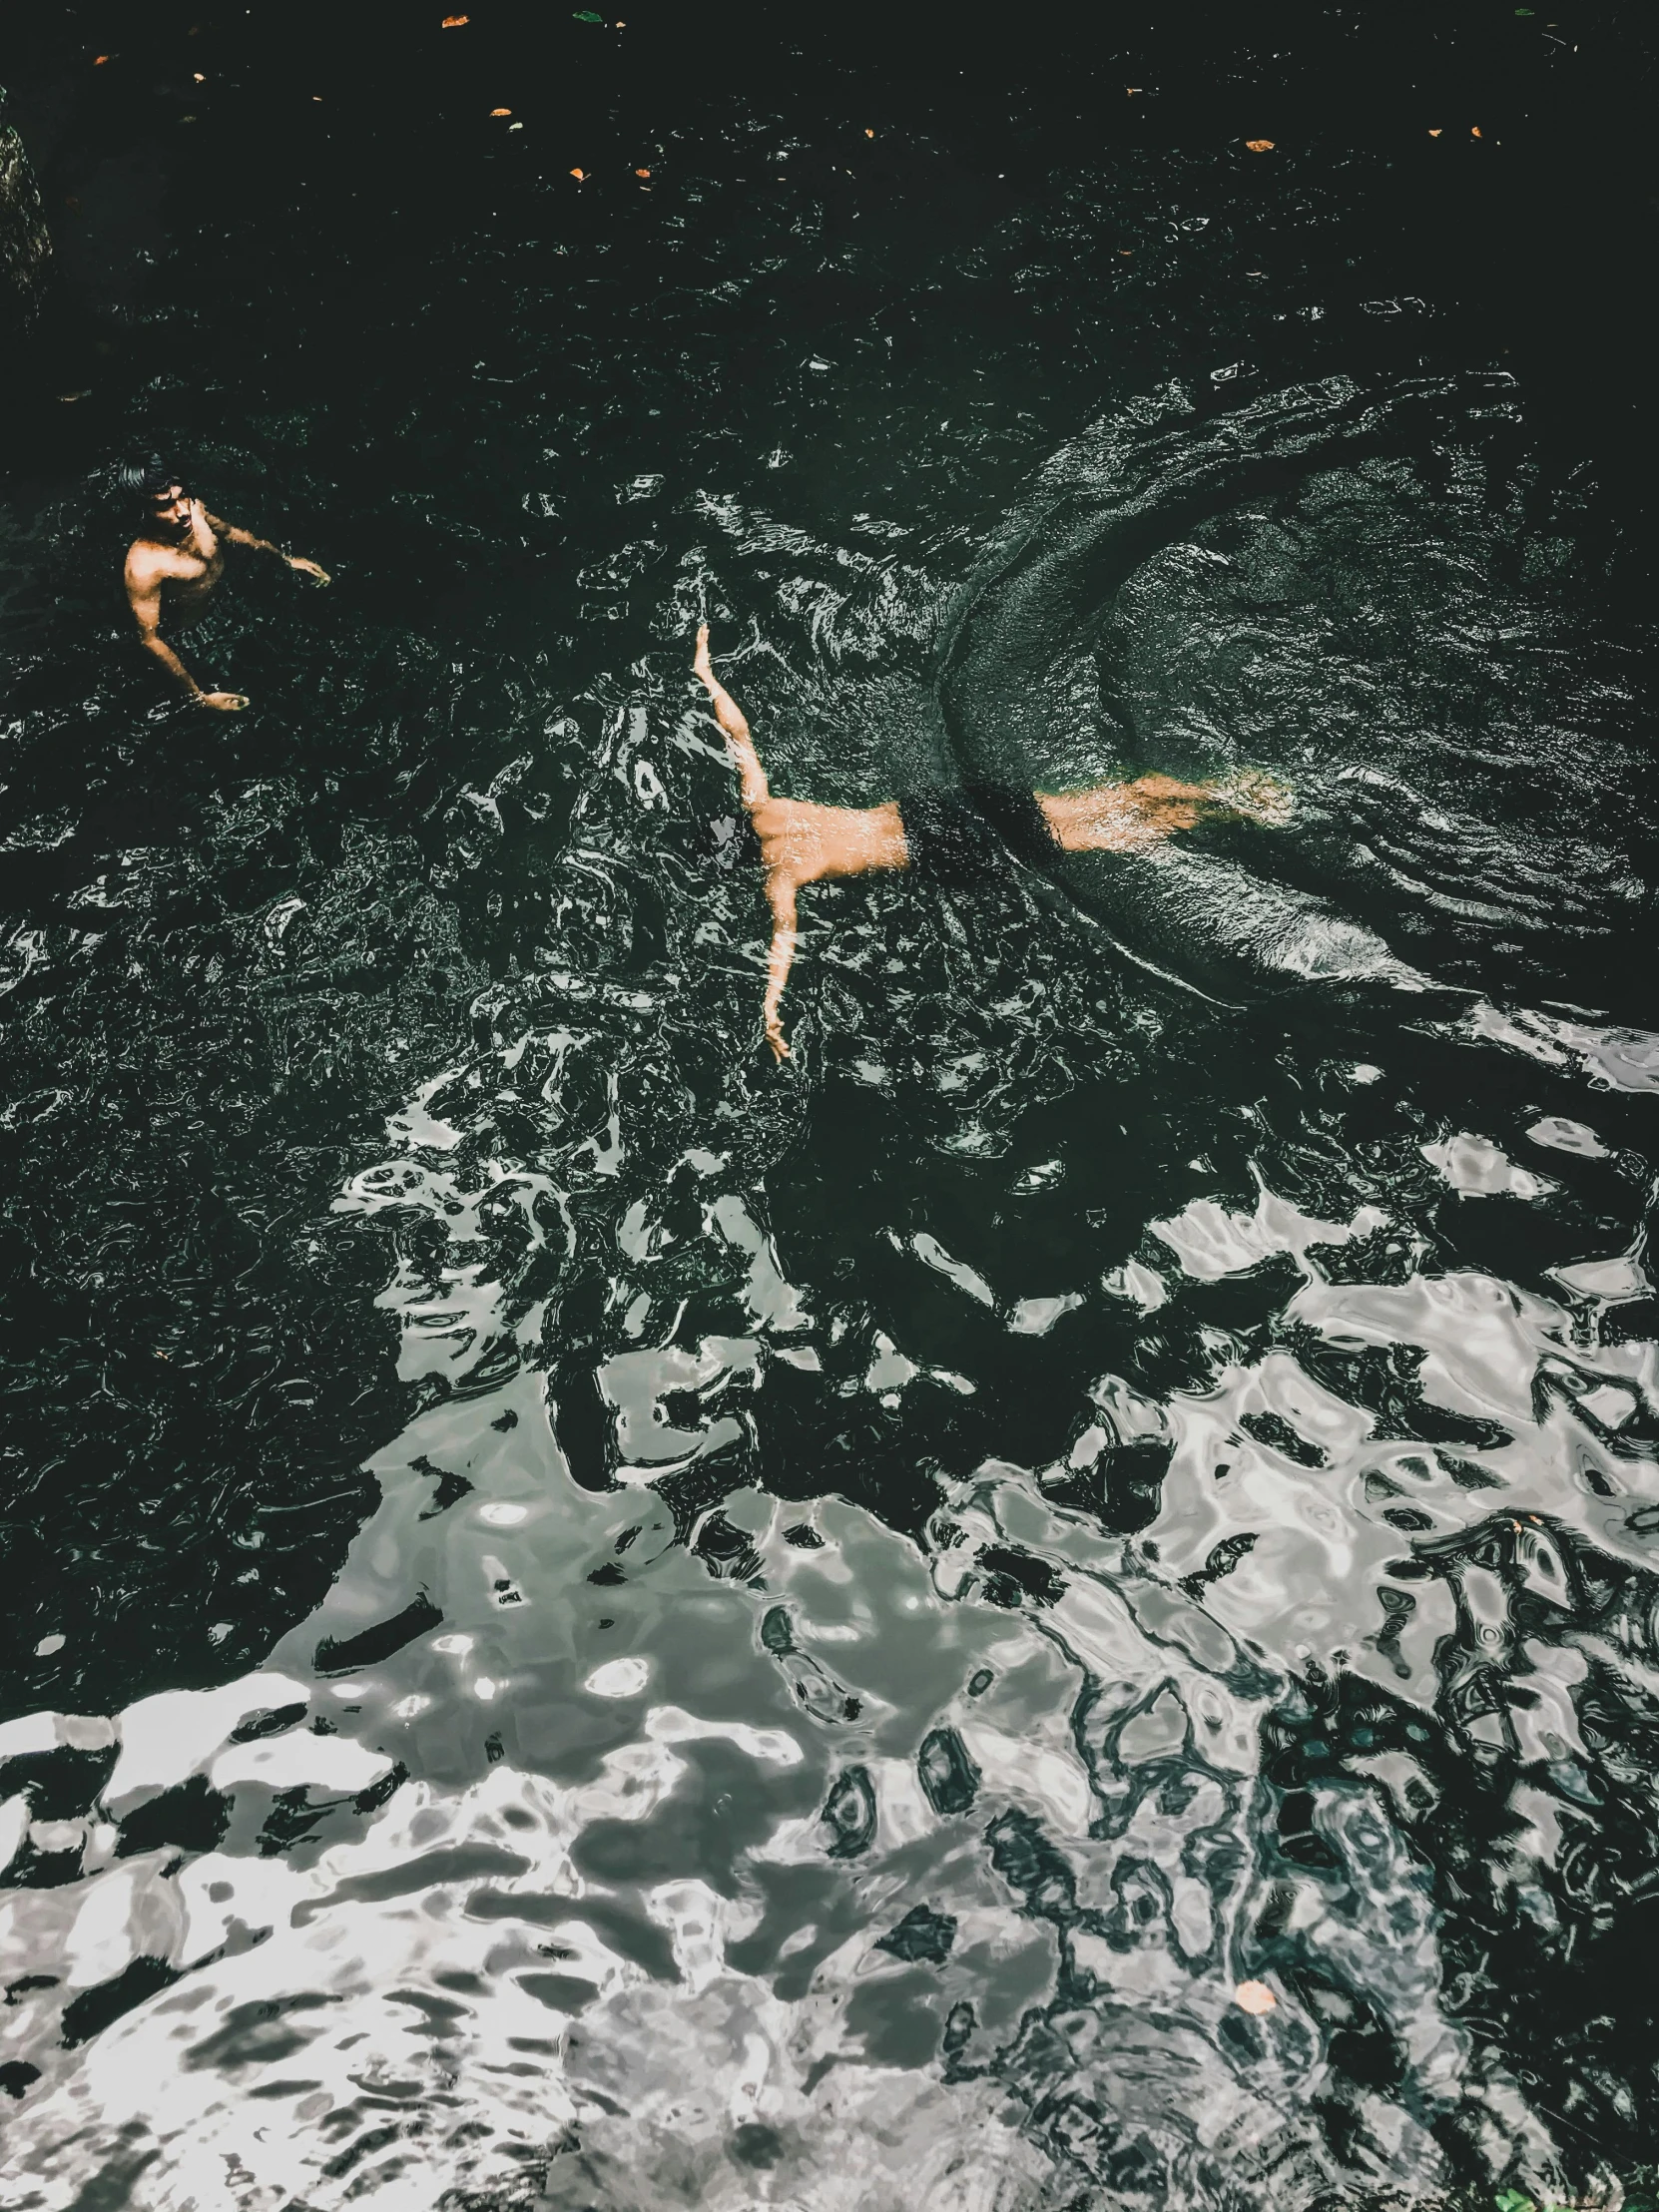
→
(121, 459, 329, 711)
(693, 624, 1287, 1058)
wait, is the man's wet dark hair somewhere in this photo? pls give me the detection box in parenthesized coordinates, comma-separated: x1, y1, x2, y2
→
(117, 456, 183, 512)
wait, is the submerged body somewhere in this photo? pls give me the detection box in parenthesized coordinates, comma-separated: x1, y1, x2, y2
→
(692, 624, 1285, 1057)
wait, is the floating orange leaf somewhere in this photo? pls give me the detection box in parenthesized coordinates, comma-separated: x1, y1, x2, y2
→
(1235, 1981, 1277, 2015)
(1245, 138, 1275, 152)
(635, 166, 651, 177)
(1470, 125, 1482, 137)
(442, 12, 470, 21)
(570, 167, 587, 180)
(490, 107, 512, 116)
(864, 128, 874, 138)
(93, 53, 111, 64)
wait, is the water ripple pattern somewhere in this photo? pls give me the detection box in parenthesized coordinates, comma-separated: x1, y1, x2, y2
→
(4, 90, 1659, 2212)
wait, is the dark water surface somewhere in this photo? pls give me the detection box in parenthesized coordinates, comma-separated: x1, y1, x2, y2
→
(4, 6, 1659, 2206)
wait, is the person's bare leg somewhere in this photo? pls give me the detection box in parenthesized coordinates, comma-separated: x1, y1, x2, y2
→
(1038, 770, 1293, 854)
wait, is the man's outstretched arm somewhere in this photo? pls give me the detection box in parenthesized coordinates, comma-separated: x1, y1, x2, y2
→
(692, 624, 771, 811)
(695, 624, 808, 1058)
(204, 510, 329, 583)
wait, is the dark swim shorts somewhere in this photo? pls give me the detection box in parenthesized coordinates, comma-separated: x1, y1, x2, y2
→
(896, 784, 1061, 886)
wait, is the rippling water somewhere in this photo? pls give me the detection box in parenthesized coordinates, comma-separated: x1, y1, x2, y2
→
(5, 8, 1659, 2207)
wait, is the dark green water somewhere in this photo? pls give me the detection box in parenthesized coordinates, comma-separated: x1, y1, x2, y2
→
(4, 6, 1659, 2206)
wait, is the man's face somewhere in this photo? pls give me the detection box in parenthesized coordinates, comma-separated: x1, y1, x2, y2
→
(150, 485, 192, 532)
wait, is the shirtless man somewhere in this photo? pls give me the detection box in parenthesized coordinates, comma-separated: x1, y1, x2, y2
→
(693, 625, 1289, 1059)
(121, 460, 328, 710)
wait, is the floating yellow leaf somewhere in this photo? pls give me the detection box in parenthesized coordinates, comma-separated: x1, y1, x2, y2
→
(1245, 138, 1275, 152)
(1428, 127, 1443, 136)
(1235, 1980, 1277, 2015)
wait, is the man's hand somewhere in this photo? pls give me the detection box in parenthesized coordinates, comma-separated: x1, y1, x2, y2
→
(285, 555, 330, 585)
(197, 691, 250, 712)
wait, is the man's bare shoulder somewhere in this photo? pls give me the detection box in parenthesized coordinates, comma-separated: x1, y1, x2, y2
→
(124, 538, 192, 589)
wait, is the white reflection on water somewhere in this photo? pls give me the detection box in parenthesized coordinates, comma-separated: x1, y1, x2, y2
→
(4, 1032, 1658, 2209)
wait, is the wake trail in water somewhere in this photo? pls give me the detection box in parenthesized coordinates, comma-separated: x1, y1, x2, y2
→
(933, 373, 1654, 1021)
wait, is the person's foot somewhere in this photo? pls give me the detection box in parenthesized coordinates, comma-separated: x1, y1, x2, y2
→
(1210, 769, 1296, 826)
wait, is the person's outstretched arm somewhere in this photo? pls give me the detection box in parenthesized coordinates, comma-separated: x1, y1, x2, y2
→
(693, 623, 769, 812)
(205, 509, 329, 583)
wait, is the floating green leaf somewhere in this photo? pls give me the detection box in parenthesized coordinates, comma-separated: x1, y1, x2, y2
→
(1495, 2193, 1535, 2212)
(573, 9, 604, 18)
